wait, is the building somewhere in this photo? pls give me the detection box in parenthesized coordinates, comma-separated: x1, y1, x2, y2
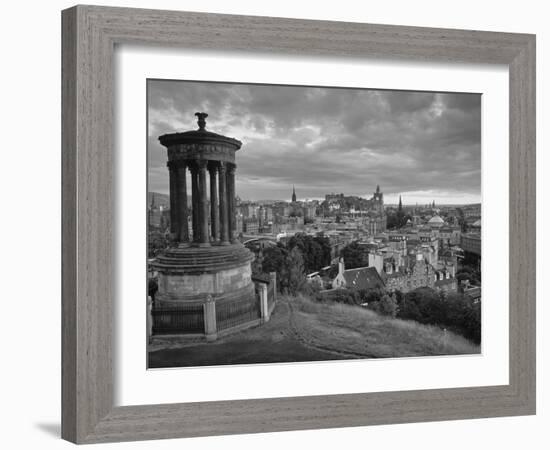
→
(369, 185, 384, 214)
(240, 202, 260, 219)
(461, 282, 482, 303)
(427, 214, 445, 228)
(383, 253, 457, 294)
(439, 226, 462, 247)
(462, 204, 481, 218)
(148, 194, 170, 231)
(302, 203, 317, 220)
(273, 202, 290, 218)
(243, 217, 260, 234)
(325, 193, 344, 202)
(461, 233, 481, 257)
(364, 213, 387, 235)
(148, 205, 170, 231)
(332, 258, 385, 291)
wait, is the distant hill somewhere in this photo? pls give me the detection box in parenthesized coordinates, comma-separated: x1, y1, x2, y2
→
(148, 192, 196, 209)
(147, 192, 170, 208)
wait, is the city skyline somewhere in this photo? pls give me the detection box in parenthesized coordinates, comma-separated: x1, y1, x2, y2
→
(147, 189, 480, 208)
(148, 80, 481, 204)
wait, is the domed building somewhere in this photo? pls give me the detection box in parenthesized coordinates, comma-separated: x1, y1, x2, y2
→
(427, 214, 445, 228)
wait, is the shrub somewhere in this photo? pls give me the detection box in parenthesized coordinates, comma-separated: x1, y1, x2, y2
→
(314, 289, 359, 305)
(396, 288, 481, 344)
(369, 293, 398, 318)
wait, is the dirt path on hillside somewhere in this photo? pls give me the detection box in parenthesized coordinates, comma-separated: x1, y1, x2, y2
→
(148, 300, 351, 368)
(148, 296, 381, 368)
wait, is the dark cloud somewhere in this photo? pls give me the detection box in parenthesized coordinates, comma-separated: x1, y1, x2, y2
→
(147, 80, 481, 204)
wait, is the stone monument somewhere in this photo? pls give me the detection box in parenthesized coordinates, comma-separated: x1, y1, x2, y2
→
(152, 113, 259, 341)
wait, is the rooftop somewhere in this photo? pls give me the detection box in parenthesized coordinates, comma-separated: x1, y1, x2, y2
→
(343, 266, 385, 291)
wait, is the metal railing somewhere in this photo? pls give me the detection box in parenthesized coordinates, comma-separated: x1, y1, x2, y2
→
(151, 304, 204, 335)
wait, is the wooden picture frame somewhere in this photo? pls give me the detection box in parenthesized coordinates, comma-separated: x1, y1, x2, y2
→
(61, 5, 536, 444)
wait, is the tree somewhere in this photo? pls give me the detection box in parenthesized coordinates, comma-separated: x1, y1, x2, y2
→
(262, 245, 286, 276)
(315, 288, 359, 305)
(456, 265, 481, 284)
(369, 293, 398, 318)
(386, 211, 411, 229)
(396, 287, 481, 344)
(287, 233, 331, 273)
(357, 288, 384, 304)
(261, 244, 307, 295)
(285, 247, 306, 295)
(340, 241, 369, 269)
(148, 231, 170, 258)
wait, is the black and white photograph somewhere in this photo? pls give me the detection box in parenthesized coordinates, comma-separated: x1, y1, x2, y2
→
(146, 79, 482, 368)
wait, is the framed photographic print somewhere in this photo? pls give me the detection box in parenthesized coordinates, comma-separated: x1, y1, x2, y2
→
(62, 5, 536, 444)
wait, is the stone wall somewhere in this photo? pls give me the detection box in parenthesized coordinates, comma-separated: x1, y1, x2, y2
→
(157, 262, 252, 302)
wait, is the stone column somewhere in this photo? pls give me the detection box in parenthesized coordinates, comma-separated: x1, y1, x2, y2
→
(197, 160, 210, 246)
(209, 164, 219, 242)
(168, 162, 180, 237)
(203, 294, 217, 341)
(177, 163, 189, 243)
(190, 164, 200, 243)
(218, 162, 230, 245)
(227, 164, 237, 242)
(258, 283, 269, 323)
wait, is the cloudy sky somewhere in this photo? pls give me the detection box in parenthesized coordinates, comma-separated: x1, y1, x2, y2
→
(148, 79, 481, 205)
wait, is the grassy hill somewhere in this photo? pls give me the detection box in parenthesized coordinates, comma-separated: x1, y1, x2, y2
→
(290, 294, 479, 358)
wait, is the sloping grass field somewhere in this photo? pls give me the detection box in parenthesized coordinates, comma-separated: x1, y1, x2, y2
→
(290, 294, 479, 358)
(149, 294, 479, 368)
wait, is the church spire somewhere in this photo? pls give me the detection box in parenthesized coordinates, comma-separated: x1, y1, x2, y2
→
(398, 195, 403, 211)
(292, 185, 297, 203)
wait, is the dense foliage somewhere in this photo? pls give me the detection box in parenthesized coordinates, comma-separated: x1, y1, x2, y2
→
(148, 231, 170, 258)
(456, 261, 481, 285)
(314, 285, 480, 344)
(286, 233, 332, 274)
(313, 287, 385, 307)
(369, 293, 399, 318)
(339, 241, 369, 269)
(396, 287, 481, 343)
(261, 244, 307, 295)
(386, 211, 412, 229)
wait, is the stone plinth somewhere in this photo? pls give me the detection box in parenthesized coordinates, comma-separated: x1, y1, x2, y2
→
(154, 243, 255, 305)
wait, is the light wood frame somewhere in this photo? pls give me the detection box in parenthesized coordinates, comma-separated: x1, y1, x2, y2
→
(61, 5, 536, 444)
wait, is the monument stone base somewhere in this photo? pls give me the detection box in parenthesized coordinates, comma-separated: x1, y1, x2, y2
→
(151, 243, 261, 340)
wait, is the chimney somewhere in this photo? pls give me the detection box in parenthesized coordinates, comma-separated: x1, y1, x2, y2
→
(338, 257, 345, 276)
(450, 262, 456, 278)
